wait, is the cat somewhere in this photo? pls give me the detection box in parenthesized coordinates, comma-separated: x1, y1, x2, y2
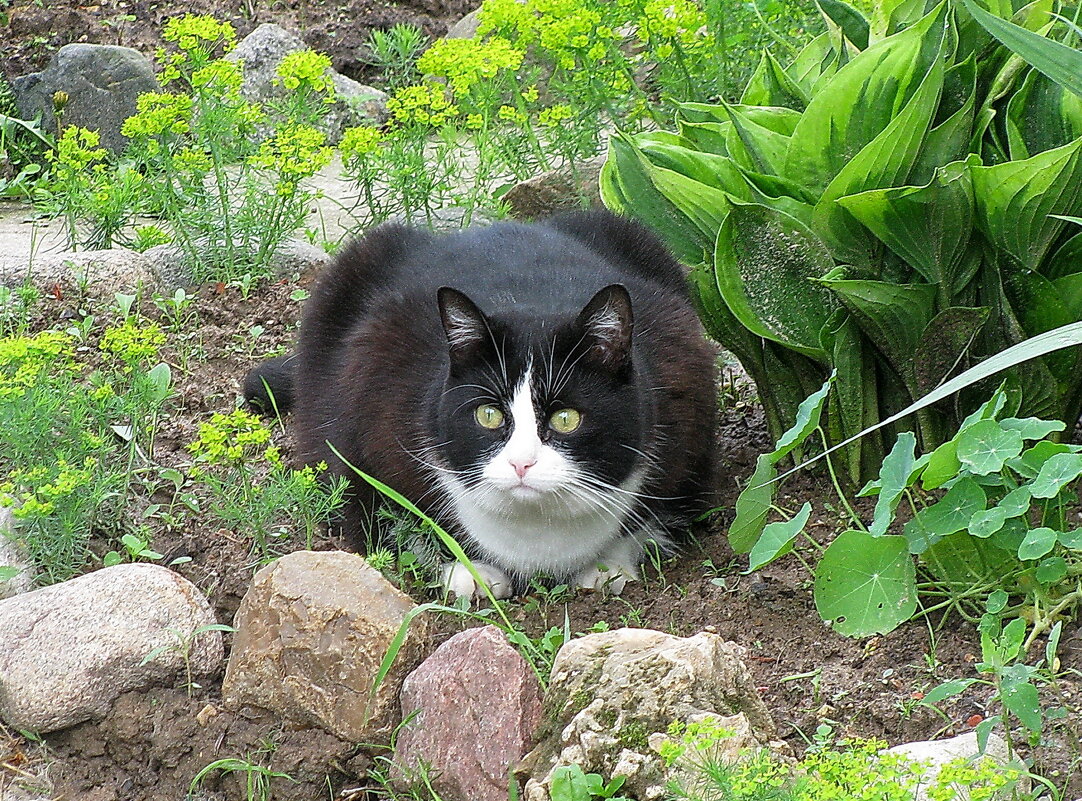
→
(244, 210, 718, 598)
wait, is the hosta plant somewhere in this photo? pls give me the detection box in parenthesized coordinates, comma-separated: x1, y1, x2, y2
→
(601, 0, 1082, 485)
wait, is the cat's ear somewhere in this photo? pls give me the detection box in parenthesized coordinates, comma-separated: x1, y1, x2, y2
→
(576, 284, 633, 372)
(437, 287, 489, 363)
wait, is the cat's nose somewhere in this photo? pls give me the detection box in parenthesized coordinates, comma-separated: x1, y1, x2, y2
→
(510, 458, 536, 479)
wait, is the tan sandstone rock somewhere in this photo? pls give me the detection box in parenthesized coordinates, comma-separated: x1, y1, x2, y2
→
(519, 628, 786, 801)
(222, 550, 429, 744)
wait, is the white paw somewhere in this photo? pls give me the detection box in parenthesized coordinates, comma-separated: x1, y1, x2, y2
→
(440, 561, 513, 600)
(575, 562, 639, 594)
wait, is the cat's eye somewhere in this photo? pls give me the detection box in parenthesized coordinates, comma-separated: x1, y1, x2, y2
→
(475, 404, 505, 429)
(549, 408, 581, 434)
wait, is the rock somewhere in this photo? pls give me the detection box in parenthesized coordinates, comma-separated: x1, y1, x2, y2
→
(504, 157, 605, 221)
(0, 247, 158, 299)
(0, 564, 223, 733)
(445, 9, 483, 39)
(226, 24, 388, 144)
(887, 732, 1029, 800)
(393, 626, 543, 801)
(0, 509, 35, 599)
(222, 550, 429, 744)
(144, 237, 331, 290)
(519, 628, 786, 801)
(11, 44, 157, 155)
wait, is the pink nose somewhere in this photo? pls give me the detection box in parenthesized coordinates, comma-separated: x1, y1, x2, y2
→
(511, 458, 536, 479)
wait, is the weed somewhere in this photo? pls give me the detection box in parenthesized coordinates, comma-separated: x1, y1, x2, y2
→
(189, 749, 293, 801)
(142, 622, 235, 697)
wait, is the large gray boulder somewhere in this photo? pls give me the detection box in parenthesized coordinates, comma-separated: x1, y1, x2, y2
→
(222, 550, 429, 744)
(12, 44, 157, 155)
(887, 732, 1029, 800)
(393, 626, 543, 801)
(0, 247, 158, 299)
(226, 24, 387, 144)
(519, 628, 786, 801)
(144, 237, 330, 290)
(0, 563, 224, 733)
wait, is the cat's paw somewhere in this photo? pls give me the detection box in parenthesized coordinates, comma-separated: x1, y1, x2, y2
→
(575, 562, 639, 595)
(441, 561, 513, 600)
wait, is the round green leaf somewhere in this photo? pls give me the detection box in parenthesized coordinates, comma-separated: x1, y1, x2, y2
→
(814, 530, 917, 637)
(1030, 452, 1082, 497)
(969, 506, 1008, 538)
(1035, 556, 1068, 584)
(987, 589, 1009, 614)
(1018, 527, 1058, 560)
(904, 477, 986, 554)
(956, 419, 1024, 475)
(748, 503, 811, 571)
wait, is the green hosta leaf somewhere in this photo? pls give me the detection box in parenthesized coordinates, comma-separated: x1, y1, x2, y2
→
(600, 134, 713, 265)
(814, 530, 917, 637)
(870, 432, 916, 537)
(819, 278, 937, 381)
(1029, 452, 1082, 497)
(1046, 231, 1082, 280)
(822, 314, 879, 484)
(720, 103, 797, 177)
(912, 57, 978, 183)
(748, 503, 811, 571)
(972, 137, 1082, 272)
(922, 440, 961, 490)
(785, 3, 948, 198)
(956, 419, 1024, 475)
(742, 50, 810, 110)
(714, 202, 838, 358)
(1018, 526, 1058, 559)
(816, 0, 870, 49)
(730, 454, 777, 554)
(785, 32, 842, 97)
(835, 158, 976, 287)
(912, 306, 991, 396)
(904, 477, 986, 553)
(999, 416, 1066, 439)
(1035, 556, 1068, 583)
(1006, 68, 1082, 160)
(1052, 272, 1082, 321)
(961, 0, 1082, 98)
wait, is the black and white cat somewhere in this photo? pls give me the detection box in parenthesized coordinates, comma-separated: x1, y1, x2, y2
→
(245, 211, 718, 597)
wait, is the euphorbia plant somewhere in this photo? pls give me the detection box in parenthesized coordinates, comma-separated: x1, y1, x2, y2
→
(601, 0, 1082, 485)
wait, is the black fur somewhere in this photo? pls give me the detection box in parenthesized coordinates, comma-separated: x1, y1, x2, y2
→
(244, 210, 719, 573)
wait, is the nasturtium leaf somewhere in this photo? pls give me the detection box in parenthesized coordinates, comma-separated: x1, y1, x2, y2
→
(1029, 452, 1082, 497)
(773, 373, 836, 460)
(1001, 664, 1043, 733)
(991, 516, 1028, 553)
(1036, 556, 1068, 584)
(1010, 440, 1076, 478)
(729, 454, 777, 554)
(921, 678, 978, 705)
(871, 432, 916, 536)
(998, 485, 1032, 517)
(904, 477, 986, 554)
(922, 440, 961, 490)
(924, 532, 1019, 588)
(957, 419, 1025, 475)
(969, 506, 1008, 538)
(1060, 528, 1082, 550)
(987, 589, 1009, 614)
(1018, 527, 1058, 560)
(748, 503, 811, 571)
(999, 416, 1066, 440)
(814, 530, 917, 637)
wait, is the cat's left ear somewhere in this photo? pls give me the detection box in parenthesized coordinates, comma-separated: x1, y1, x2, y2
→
(576, 284, 633, 372)
(437, 287, 490, 364)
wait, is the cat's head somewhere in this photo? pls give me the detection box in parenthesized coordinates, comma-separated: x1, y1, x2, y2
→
(428, 283, 649, 519)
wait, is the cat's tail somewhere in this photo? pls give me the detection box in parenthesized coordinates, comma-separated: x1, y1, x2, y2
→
(243, 354, 296, 415)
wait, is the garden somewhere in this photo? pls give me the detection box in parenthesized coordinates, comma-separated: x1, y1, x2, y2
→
(0, 0, 1081, 798)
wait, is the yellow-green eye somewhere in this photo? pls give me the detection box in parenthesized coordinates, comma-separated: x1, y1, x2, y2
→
(475, 404, 505, 429)
(549, 408, 581, 434)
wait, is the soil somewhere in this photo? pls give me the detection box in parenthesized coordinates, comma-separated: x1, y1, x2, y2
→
(0, 3, 1080, 801)
(0, 0, 476, 85)
(0, 273, 1076, 801)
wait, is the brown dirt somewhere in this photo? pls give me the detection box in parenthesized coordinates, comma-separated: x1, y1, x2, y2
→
(0, 0, 477, 84)
(0, 273, 1075, 801)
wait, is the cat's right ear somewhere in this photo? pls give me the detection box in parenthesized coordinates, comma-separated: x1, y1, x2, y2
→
(437, 287, 489, 364)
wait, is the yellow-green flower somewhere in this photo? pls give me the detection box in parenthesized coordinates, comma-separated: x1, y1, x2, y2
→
(99, 322, 167, 365)
(387, 82, 459, 128)
(276, 50, 336, 98)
